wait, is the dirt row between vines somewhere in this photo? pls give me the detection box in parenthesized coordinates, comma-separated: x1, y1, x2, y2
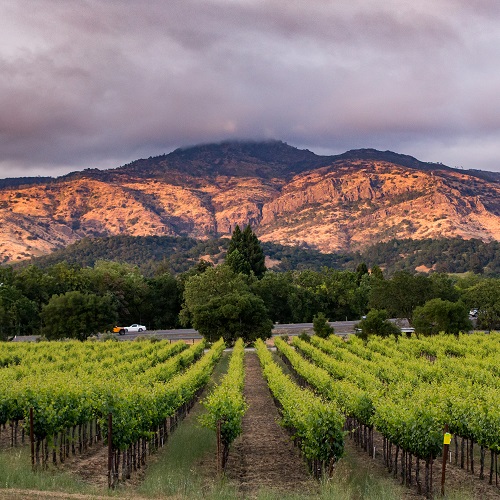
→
(224, 351, 319, 497)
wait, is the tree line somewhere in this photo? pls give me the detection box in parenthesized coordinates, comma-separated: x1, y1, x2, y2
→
(22, 235, 500, 278)
(1, 225, 499, 342)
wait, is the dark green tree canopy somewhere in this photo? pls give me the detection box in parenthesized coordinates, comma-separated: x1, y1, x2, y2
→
(356, 309, 401, 341)
(412, 299, 472, 335)
(356, 262, 369, 284)
(369, 271, 439, 323)
(226, 225, 266, 278)
(313, 312, 334, 338)
(180, 264, 272, 344)
(370, 265, 384, 280)
(41, 291, 117, 341)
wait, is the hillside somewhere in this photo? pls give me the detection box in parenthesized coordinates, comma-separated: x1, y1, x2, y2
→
(1, 140, 499, 264)
(24, 235, 500, 277)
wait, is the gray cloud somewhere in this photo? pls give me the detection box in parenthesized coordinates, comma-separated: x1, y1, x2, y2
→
(1, 0, 500, 177)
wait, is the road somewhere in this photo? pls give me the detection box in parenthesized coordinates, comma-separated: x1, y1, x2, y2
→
(116, 320, 360, 341)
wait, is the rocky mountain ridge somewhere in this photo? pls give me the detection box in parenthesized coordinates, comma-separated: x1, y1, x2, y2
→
(1, 141, 499, 263)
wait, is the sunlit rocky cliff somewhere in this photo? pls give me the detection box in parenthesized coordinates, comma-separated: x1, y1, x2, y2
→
(1, 141, 499, 263)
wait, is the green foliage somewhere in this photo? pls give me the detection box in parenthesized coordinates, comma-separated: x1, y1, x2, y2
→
(41, 291, 117, 340)
(369, 271, 436, 322)
(462, 278, 500, 331)
(256, 339, 345, 463)
(312, 312, 334, 338)
(251, 271, 301, 323)
(305, 335, 457, 460)
(83, 260, 149, 326)
(2, 236, 500, 341)
(356, 262, 369, 284)
(143, 271, 181, 329)
(298, 331, 311, 342)
(26, 235, 227, 276)
(200, 338, 247, 447)
(291, 268, 367, 321)
(180, 265, 273, 344)
(0, 339, 199, 443)
(0, 284, 38, 339)
(370, 264, 384, 280)
(413, 299, 472, 335)
(226, 225, 266, 278)
(18, 234, 500, 278)
(225, 248, 251, 275)
(356, 310, 401, 340)
(359, 237, 500, 276)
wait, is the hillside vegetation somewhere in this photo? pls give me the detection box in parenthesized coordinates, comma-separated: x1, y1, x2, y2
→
(21, 235, 500, 277)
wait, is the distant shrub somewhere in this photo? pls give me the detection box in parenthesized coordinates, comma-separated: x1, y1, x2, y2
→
(298, 331, 310, 342)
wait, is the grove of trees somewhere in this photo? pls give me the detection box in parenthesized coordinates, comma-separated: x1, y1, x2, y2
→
(1, 226, 499, 342)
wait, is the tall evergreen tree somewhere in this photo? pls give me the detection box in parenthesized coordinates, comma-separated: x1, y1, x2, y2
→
(226, 225, 267, 278)
(356, 262, 369, 284)
(227, 225, 244, 255)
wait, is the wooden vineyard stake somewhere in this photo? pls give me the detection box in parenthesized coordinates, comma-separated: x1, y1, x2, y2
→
(441, 424, 451, 497)
(29, 407, 35, 468)
(216, 419, 222, 475)
(107, 413, 113, 488)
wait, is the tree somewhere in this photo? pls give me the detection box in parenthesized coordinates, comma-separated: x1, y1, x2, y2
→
(83, 261, 149, 326)
(356, 309, 401, 341)
(356, 262, 369, 284)
(428, 273, 460, 302)
(313, 312, 334, 338)
(412, 299, 472, 335)
(291, 268, 365, 321)
(41, 291, 117, 340)
(251, 271, 298, 324)
(144, 272, 181, 329)
(370, 265, 384, 280)
(369, 271, 433, 323)
(226, 248, 251, 275)
(180, 265, 272, 344)
(226, 225, 266, 278)
(0, 284, 37, 339)
(462, 278, 500, 331)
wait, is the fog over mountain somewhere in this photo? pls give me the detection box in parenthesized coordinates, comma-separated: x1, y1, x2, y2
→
(1, 1, 500, 177)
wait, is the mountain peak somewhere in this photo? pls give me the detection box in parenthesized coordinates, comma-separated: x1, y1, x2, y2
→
(331, 148, 443, 171)
(118, 139, 323, 179)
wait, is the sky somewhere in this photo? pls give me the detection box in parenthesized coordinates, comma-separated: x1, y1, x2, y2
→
(1, 0, 500, 179)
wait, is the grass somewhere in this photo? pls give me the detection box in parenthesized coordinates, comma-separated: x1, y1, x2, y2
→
(0, 445, 103, 495)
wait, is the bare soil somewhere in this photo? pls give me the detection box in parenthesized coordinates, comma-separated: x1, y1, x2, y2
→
(224, 351, 319, 498)
(57, 442, 110, 489)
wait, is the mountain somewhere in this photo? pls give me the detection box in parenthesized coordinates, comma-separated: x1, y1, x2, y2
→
(1, 140, 499, 264)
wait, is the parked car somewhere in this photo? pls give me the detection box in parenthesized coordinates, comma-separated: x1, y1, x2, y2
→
(125, 324, 147, 333)
(112, 324, 146, 335)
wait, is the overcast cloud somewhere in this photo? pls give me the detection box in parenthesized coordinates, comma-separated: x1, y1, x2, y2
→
(1, 0, 500, 178)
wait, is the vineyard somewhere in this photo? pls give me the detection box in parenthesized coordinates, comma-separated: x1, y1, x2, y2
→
(0, 338, 224, 487)
(274, 332, 500, 497)
(1, 333, 500, 498)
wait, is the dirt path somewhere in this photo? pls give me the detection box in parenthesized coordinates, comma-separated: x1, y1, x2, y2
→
(225, 351, 318, 498)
